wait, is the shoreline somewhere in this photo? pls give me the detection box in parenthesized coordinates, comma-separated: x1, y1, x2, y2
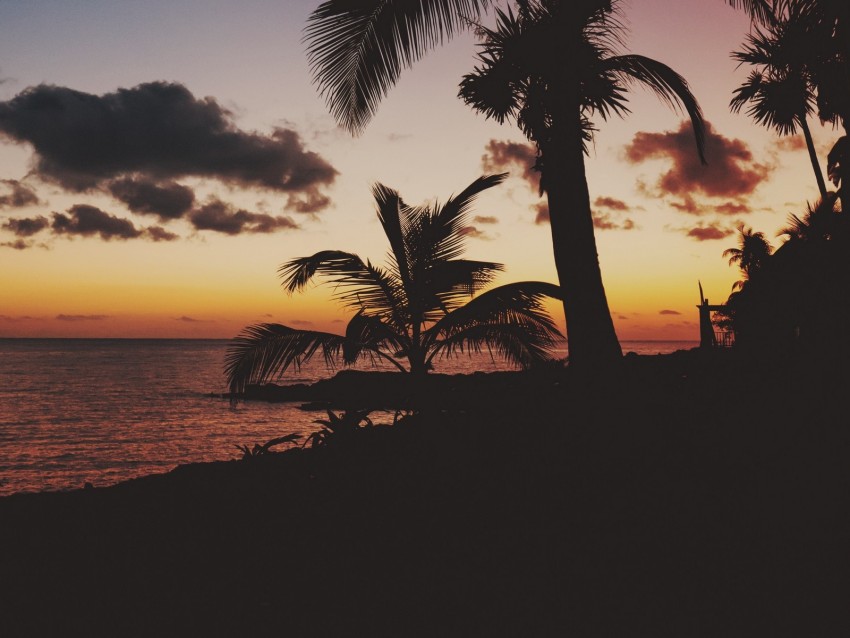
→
(2, 348, 846, 635)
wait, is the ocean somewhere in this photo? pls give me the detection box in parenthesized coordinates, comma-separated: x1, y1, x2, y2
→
(0, 338, 697, 496)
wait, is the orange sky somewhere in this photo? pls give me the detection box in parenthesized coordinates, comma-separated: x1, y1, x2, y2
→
(0, 0, 841, 341)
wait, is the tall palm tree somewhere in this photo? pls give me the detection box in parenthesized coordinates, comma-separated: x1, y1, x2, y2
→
(723, 224, 774, 289)
(731, 6, 829, 199)
(305, 0, 705, 368)
(225, 174, 563, 395)
(456, 1, 705, 367)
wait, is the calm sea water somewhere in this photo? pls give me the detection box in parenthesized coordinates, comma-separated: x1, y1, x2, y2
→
(0, 338, 696, 496)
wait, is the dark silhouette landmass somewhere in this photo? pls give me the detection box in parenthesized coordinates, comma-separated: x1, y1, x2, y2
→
(1, 348, 847, 637)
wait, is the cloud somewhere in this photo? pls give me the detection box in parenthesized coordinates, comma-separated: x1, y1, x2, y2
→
(108, 177, 195, 220)
(174, 315, 212, 323)
(625, 121, 771, 205)
(0, 179, 40, 208)
(659, 309, 681, 315)
(683, 223, 735, 241)
(714, 201, 752, 215)
(2, 207, 177, 244)
(145, 226, 179, 242)
(56, 314, 110, 321)
(473, 215, 499, 225)
(52, 204, 144, 240)
(285, 189, 331, 214)
(3, 215, 49, 236)
(593, 196, 629, 211)
(773, 136, 806, 152)
(533, 202, 549, 225)
(188, 198, 299, 235)
(593, 212, 637, 231)
(481, 139, 539, 189)
(1, 239, 33, 250)
(0, 314, 41, 321)
(0, 82, 337, 195)
(290, 319, 314, 326)
(459, 225, 492, 240)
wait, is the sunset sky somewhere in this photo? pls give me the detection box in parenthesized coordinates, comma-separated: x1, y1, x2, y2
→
(0, 0, 840, 340)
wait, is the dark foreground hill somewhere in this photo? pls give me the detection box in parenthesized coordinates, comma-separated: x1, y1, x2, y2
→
(1, 349, 847, 637)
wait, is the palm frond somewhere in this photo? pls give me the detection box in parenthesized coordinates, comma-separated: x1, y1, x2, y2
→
(342, 311, 407, 369)
(827, 136, 847, 187)
(420, 173, 507, 265)
(373, 182, 415, 289)
(304, 0, 490, 133)
(605, 54, 706, 163)
(424, 281, 563, 367)
(225, 324, 345, 395)
(278, 250, 407, 324)
(725, 0, 777, 25)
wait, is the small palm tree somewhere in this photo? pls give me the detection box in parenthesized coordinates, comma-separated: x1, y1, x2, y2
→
(723, 224, 774, 289)
(225, 174, 563, 395)
(731, 3, 829, 199)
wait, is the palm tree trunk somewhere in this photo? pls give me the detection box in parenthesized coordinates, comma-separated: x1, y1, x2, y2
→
(541, 127, 623, 369)
(799, 115, 829, 200)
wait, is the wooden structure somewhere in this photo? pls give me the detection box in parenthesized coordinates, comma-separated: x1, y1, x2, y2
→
(697, 282, 733, 349)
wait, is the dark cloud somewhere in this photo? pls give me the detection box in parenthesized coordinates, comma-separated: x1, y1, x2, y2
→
(714, 201, 752, 215)
(108, 177, 195, 220)
(593, 196, 629, 211)
(473, 215, 499, 225)
(290, 319, 314, 326)
(0, 179, 40, 208)
(533, 202, 549, 225)
(52, 204, 142, 240)
(1, 239, 32, 250)
(0, 314, 41, 321)
(50, 204, 177, 241)
(0, 82, 337, 195)
(684, 223, 734, 241)
(481, 140, 539, 189)
(285, 189, 331, 214)
(188, 199, 299, 235)
(145, 226, 179, 242)
(56, 314, 110, 321)
(617, 314, 630, 320)
(625, 121, 770, 203)
(659, 309, 681, 315)
(3, 215, 49, 236)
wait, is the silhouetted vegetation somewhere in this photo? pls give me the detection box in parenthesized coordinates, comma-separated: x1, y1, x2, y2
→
(225, 174, 562, 396)
(718, 194, 847, 358)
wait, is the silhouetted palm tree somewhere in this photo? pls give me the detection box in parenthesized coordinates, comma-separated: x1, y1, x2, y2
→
(456, 1, 705, 367)
(225, 174, 562, 394)
(723, 224, 774, 289)
(304, 0, 492, 134)
(731, 6, 829, 198)
(778, 192, 840, 241)
(304, 1, 705, 368)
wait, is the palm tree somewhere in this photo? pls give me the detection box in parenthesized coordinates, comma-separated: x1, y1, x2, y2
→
(723, 224, 774, 289)
(225, 174, 563, 395)
(778, 192, 840, 241)
(456, 1, 705, 367)
(731, 6, 829, 199)
(305, 0, 705, 368)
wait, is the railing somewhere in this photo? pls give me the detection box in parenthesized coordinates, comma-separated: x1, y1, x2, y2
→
(714, 331, 735, 348)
